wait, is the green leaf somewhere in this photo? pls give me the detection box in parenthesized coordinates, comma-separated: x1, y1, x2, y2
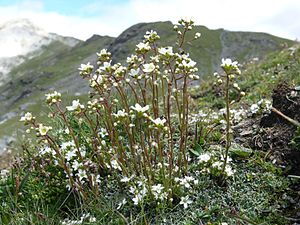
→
(230, 144, 252, 158)
(189, 143, 203, 156)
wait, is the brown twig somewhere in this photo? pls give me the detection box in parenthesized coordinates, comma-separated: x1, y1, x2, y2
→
(271, 106, 300, 127)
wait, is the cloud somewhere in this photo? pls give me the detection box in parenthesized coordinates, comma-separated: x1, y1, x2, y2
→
(0, 0, 299, 40)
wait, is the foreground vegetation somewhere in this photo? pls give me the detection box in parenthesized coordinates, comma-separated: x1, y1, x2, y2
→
(0, 19, 299, 224)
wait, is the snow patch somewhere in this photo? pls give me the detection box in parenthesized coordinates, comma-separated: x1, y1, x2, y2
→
(0, 19, 80, 83)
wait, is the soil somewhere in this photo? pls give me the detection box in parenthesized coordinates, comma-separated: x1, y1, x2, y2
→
(234, 82, 300, 223)
(259, 82, 300, 175)
(234, 82, 300, 174)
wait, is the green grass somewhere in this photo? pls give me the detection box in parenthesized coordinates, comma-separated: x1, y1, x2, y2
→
(193, 44, 300, 109)
(0, 149, 292, 224)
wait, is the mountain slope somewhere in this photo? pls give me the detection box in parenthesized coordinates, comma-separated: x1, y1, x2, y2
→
(0, 21, 296, 153)
(0, 34, 115, 152)
(108, 21, 294, 75)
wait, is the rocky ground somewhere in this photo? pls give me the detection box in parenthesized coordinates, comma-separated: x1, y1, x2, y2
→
(234, 82, 300, 222)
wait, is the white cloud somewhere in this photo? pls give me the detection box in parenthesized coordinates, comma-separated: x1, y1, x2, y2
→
(0, 0, 299, 40)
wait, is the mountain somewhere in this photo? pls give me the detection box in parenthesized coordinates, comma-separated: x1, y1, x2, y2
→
(0, 20, 296, 153)
(0, 19, 80, 84)
(108, 21, 294, 74)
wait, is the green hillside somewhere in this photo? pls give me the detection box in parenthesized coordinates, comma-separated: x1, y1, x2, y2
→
(0, 35, 115, 147)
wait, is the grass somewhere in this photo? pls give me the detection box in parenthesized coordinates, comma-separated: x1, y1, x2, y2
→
(193, 44, 300, 110)
(0, 150, 292, 224)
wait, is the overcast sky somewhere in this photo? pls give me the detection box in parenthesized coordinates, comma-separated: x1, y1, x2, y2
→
(0, 0, 299, 41)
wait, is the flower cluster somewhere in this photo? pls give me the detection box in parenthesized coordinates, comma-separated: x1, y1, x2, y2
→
(78, 62, 94, 77)
(61, 213, 96, 225)
(144, 30, 160, 43)
(221, 58, 241, 75)
(129, 177, 148, 205)
(197, 151, 235, 177)
(19, 18, 235, 214)
(0, 169, 9, 182)
(45, 91, 61, 105)
(175, 175, 199, 189)
(249, 99, 272, 115)
(66, 100, 85, 113)
(38, 124, 52, 136)
(20, 112, 34, 124)
(96, 49, 111, 62)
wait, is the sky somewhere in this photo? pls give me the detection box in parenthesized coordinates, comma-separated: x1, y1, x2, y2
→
(0, 0, 299, 41)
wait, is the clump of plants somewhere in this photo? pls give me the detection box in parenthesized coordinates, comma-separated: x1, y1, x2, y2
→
(0, 18, 294, 224)
(20, 18, 207, 209)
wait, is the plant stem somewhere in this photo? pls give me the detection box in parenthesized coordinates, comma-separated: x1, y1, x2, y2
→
(222, 73, 231, 175)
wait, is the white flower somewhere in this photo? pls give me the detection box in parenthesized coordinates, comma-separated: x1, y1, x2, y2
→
(176, 176, 194, 188)
(98, 49, 108, 55)
(129, 68, 140, 78)
(113, 109, 128, 118)
(158, 46, 173, 56)
(111, 159, 122, 171)
(77, 169, 87, 181)
(131, 103, 149, 113)
(142, 63, 155, 73)
(179, 196, 192, 209)
(99, 61, 111, 71)
(144, 30, 160, 42)
(221, 58, 238, 68)
(221, 58, 240, 74)
(258, 99, 272, 113)
(65, 150, 77, 161)
(127, 54, 138, 64)
(151, 184, 164, 195)
(120, 176, 132, 183)
(64, 128, 70, 134)
(198, 153, 211, 163)
(20, 112, 33, 122)
(132, 194, 143, 205)
(182, 59, 197, 68)
(225, 165, 235, 176)
(250, 103, 259, 114)
(212, 161, 223, 169)
(89, 217, 97, 222)
(151, 117, 166, 128)
(136, 42, 151, 51)
(194, 32, 201, 39)
(39, 124, 52, 136)
(98, 128, 108, 138)
(117, 198, 127, 210)
(233, 83, 240, 90)
(0, 169, 9, 178)
(72, 160, 81, 171)
(78, 62, 93, 72)
(66, 100, 84, 111)
(97, 49, 111, 58)
(90, 74, 104, 87)
(45, 91, 61, 105)
(39, 146, 54, 155)
(61, 141, 75, 150)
